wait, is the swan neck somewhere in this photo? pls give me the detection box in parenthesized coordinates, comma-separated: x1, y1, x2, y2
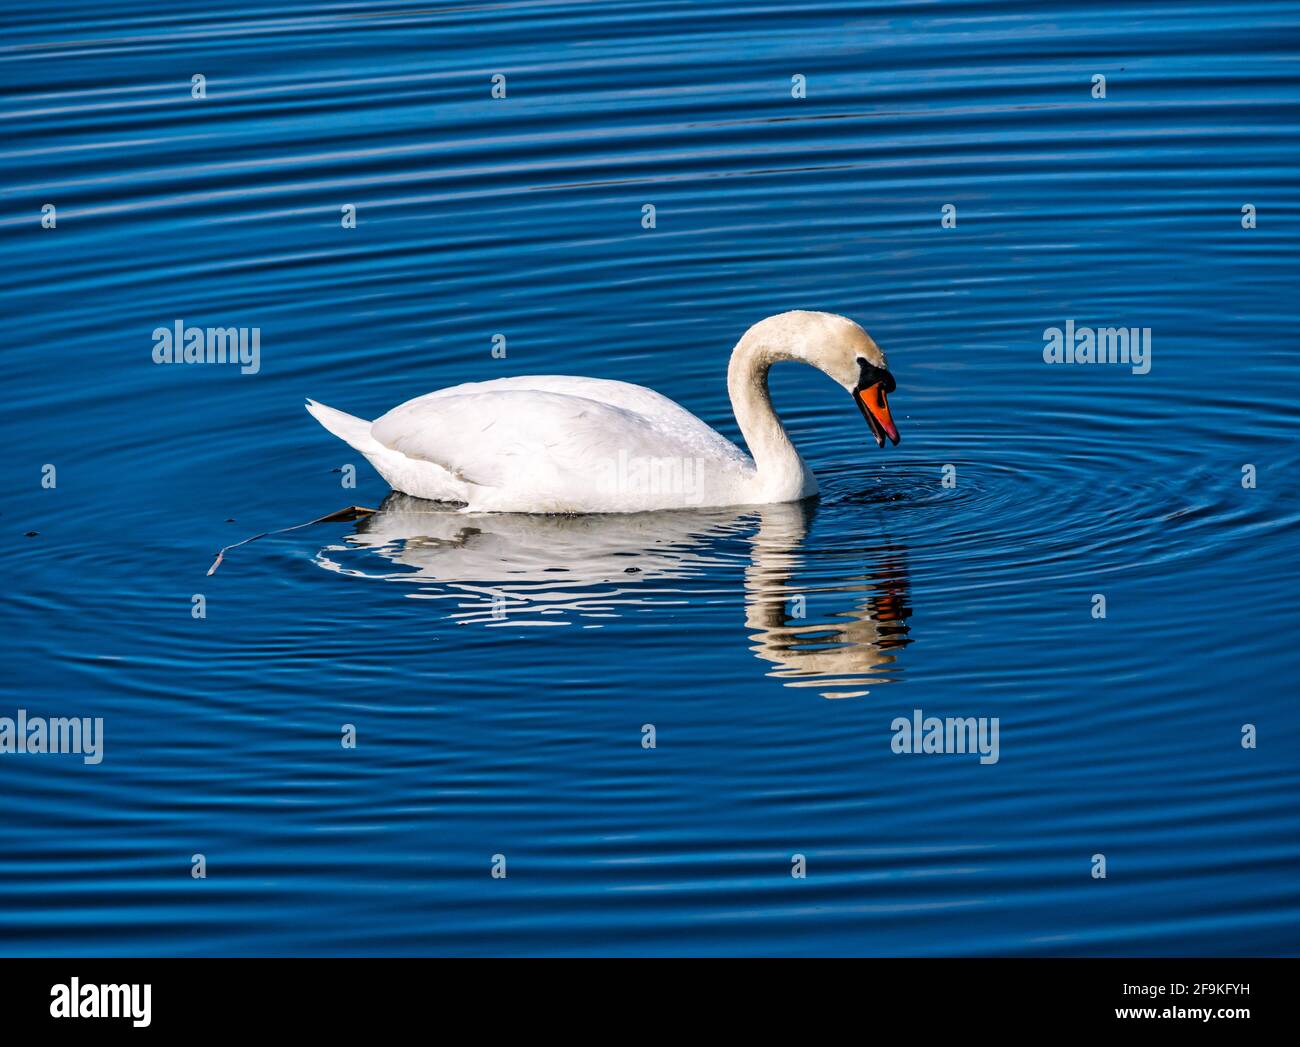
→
(727, 332, 810, 493)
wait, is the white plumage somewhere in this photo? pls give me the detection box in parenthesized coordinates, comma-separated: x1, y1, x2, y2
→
(306, 311, 896, 513)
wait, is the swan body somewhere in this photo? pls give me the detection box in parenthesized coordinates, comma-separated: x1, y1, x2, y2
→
(307, 310, 898, 513)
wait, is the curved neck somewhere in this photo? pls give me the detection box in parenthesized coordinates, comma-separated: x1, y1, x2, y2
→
(727, 332, 814, 497)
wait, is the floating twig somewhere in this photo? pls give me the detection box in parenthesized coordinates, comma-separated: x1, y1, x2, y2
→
(207, 505, 376, 575)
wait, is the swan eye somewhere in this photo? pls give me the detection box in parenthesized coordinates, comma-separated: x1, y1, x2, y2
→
(855, 357, 894, 393)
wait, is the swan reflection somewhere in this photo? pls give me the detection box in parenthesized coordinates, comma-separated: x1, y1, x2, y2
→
(315, 493, 911, 698)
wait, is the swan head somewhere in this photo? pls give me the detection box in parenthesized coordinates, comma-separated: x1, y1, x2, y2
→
(741, 310, 900, 447)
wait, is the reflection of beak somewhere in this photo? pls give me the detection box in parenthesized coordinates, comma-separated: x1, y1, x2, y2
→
(855, 382, 899, 447)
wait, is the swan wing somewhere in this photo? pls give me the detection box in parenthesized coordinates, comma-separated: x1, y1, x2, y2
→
(370, 379, 750, 512)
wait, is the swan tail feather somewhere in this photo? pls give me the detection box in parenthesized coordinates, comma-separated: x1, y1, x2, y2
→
(305, 398, 383, 454)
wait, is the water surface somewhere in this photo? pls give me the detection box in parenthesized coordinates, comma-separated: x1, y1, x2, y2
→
(2, 0, 1298, 955)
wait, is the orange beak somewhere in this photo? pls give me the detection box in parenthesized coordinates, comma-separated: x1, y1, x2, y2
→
(857, 382, 899, 447)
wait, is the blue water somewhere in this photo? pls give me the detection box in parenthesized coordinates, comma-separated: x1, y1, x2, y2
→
(2, 1, 1298, 956)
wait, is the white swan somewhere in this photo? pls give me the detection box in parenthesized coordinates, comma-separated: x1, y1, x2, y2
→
(306, 310, 898, 513)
